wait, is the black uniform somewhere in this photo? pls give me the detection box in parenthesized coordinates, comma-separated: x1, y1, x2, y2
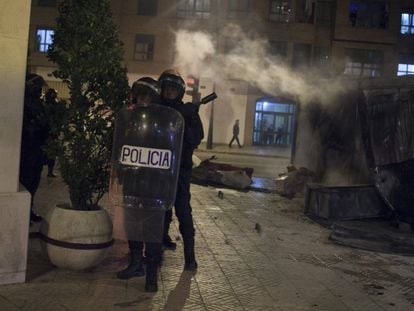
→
(19, 75, 48, 220)
(160, 99, 204, 240)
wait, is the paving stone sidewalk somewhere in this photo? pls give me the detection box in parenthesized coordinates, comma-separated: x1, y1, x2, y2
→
(1, 172, 414, 310)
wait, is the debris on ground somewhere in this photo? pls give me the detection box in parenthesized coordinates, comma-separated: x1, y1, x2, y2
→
(275, 165, 316, 199)
(192, 156, 254, 189)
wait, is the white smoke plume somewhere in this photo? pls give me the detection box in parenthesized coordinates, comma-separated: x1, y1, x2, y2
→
(173, 24, 350, 105)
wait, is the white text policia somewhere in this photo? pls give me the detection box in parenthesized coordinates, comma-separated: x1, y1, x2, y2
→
(120, 145, 172, 169)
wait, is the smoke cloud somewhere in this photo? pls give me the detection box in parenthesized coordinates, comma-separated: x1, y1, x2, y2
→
(173, 24, 349, 105)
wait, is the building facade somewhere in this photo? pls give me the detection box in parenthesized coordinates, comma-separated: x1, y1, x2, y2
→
(28, 0, 414, 147)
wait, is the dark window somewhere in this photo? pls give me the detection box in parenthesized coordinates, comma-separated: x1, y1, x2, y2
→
(349, 1, 389, 29)
(137, 0, 157, 16)
(177, 0, 211, 19)
(269, 0, 291, 22)
(228, 0, 249, 18)
(401, 13, 414, 34)
(296, 0, 315, 24)
(316, 0, 333, 27)
(36, 28, 54, 52)
(344, 48, 383, 77)
(398, 54, 414, 76)
(313, 46, 330, 69)
(33, 0, 57, 6)
(292, 43, 312, 68)
(268, 41, 288, 57)
(134, 34, 155, 61)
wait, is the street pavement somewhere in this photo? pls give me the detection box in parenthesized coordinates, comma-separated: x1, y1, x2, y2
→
(1, 146, 414, 310)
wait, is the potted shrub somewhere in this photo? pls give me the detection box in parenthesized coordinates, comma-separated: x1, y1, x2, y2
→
(40, 0, 130, 270)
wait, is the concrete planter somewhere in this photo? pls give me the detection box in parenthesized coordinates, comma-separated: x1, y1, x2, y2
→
(39, 204, 113, 270)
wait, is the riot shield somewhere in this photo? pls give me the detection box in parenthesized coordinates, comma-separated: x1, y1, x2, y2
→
(110, 104, 184, 242)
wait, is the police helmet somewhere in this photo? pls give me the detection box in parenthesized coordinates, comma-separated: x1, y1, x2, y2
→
(158, 69, 186, 101)
(131, 77, 160, 105)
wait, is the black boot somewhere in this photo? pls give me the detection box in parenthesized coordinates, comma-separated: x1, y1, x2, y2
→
(145, 258, 159, 292)
(162, 234, 177, 250)
(117, 243, 145, 280)
(183, 238, 197, 271)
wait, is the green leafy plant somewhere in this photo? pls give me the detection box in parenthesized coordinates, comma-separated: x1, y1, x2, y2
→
(46, 0, 129, 210)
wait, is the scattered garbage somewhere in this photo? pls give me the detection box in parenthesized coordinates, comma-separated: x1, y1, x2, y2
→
(275, 165, 316, 199)
(192, 156, 254, 190)
(361, 88, 414, 228)
(218, 191, 224, 199)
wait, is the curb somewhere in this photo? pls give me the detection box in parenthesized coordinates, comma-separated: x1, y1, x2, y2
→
(194, 148, 291, 159)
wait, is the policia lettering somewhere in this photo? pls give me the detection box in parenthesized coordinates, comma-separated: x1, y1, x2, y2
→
(120, 145, 172, 169)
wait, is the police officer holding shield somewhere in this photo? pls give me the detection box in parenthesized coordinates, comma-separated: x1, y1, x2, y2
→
(112, 77, 184, 292)
(158, 69, 204, 271)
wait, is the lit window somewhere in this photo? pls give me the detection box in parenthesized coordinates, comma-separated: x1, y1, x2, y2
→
(397, 64, 414, 76)
(401, 13, 414, 34)
(397, 54, 414, 75)
(134, 34, 154, 61)
(228, 0, 249, 18)
(344, 48, 383, 77)
(177, 0, 211, 19)
(269, 0, 291, 22)
(36, 29, 54, 53)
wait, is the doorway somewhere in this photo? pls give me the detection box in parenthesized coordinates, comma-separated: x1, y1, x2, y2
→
(253, 98, 297, 147)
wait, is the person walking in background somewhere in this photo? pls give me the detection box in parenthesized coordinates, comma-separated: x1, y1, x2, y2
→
(266, 124, 274, 145)
(229, 119, 242, 148)
(158, 69, 204, 271)
(275, 125, 284, 145)
(260, 119, 268, 145)
(19, 74, 48, 223)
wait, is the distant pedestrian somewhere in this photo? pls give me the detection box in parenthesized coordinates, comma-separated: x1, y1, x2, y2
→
(266, 125, 273, 145)
(275, 125, 284, 144)
(229, 119, 242, 148)
(260, 120, 268, 145)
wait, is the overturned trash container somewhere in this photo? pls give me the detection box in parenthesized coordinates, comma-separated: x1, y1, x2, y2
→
(109, 104, 184, 242)
(359, 88, 414, 227)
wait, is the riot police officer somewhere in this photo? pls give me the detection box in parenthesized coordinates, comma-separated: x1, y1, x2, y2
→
(20, 74, 48, 223)
(158, 69, 204, 271)
(115, 77, 164, 292)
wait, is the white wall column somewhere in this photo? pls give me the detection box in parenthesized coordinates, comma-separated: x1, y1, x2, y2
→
(0, 1, 32, 285)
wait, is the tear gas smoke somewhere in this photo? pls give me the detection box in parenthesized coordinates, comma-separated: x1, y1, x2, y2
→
(173, 24, 349, 106)
(173, 25, 361, 185)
